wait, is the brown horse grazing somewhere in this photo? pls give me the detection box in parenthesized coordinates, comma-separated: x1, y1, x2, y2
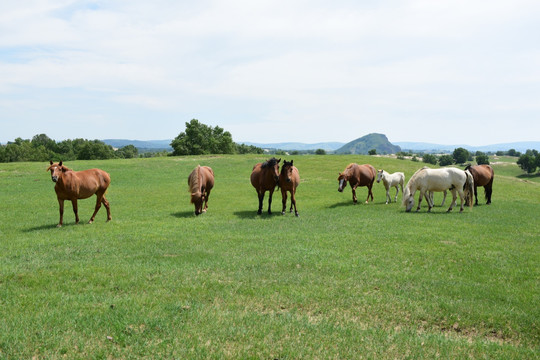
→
(188, 165, 214, 215)
(338, 163, 377, 204)
(464, 164, 494, 205)
(278, 160, 300, 216)
(250, 157, 281, 214)
(47, 161, 111, 227)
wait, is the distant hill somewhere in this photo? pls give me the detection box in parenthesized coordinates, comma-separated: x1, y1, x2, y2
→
(395, 141, 540, 153)
(240, 142, 345, 151)
(103, 139, 172, 152)
(335, 133, 401, 155)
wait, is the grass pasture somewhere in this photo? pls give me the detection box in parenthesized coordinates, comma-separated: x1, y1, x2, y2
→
(1, 155, 539, 359)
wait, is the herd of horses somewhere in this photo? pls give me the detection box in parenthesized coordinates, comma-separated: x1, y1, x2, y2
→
(46, 158, 495, 226)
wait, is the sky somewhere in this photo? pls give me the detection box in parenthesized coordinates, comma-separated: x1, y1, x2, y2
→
(1, 0, 539, 146)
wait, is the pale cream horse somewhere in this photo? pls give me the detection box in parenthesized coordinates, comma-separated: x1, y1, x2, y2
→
(376, 169, 405, 204)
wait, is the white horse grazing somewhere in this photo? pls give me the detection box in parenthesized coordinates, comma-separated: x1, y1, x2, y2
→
(376, 169, 405, 204)
(403, 167, 474, 212)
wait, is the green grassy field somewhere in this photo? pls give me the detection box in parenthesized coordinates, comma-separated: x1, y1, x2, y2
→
(1, 155, 539, 359)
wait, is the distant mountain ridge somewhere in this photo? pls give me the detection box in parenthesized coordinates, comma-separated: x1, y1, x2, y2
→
(240, 141, 345, 151)
(335, 133, 401, 155)
(395, 141, 540, 153)
(103, 139, 172, 151)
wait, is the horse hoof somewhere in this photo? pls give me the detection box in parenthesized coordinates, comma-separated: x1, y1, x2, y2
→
(56, 224, 62, 228)
(281, 211, 285, 215)
(295, 212, 299, 217)
(257, 210, 262, 215)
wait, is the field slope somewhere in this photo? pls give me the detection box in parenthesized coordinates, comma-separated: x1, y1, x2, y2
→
(1, 155, 538, 359)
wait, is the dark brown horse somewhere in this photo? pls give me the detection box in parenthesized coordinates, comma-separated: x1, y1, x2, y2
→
(250, 157, 281, 214)
(278, 160, 300, 216)
(338, 163, 377, 204)
(47, 161, 111, 227)
(464, 164, 494, 205)
(188, 165, 214, 215)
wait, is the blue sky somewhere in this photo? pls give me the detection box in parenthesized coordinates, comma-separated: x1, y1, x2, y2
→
(1, 0, 539, 145)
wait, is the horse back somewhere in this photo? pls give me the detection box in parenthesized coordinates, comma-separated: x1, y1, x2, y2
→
(471, 165, 494, 186)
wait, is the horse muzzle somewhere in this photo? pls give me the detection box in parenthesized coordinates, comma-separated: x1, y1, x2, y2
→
(52, 176, 58, 182)
(338, 187, 343, 193)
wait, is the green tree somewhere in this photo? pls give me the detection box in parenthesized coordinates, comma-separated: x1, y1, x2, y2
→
(171, 119, 235, 155)
(517, 153, 537, 173)
(368, 149, 377, 155)
(422, 154, 438, 165)
(116, 145, 139, 159)
(439, 154, 454, 166)
(475, 152, 490, 165)
(315, 149, 326, 155)
(452, 147, 470, 164)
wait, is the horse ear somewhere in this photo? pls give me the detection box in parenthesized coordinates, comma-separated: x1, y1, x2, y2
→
(290, 160, 293, 166)
(59, 161, 63, 166)
(50, 160, 53, 165)
(278, 158, 281, 163)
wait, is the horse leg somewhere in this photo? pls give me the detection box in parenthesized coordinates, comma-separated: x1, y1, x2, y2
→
(268, 188, 274, 214)
(457, 189, 466, 212)
(441, 190, 447, 207)
(417, 191, 424, 212)
(89, 194, 102, 224)
(257, 191, 264, 215)
(368, 184, 374, 203)
(474, 185, 479, 206)
(394, 185, 399, 203)
(291, 189, 299, 217)
(102, 195, 112, 221)
(71, 199, 80, 224)
(352, 187, 357, 204)
(425, 191, 434, 212)
(281, 188, 287, 215)
(203, 189, 211, 213)
(485, 184, 492, 205)
(447, 189, 457, 212)
(385, 186, 390, 204)
(57, 199, 65, 227)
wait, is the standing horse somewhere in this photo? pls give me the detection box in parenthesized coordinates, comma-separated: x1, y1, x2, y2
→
(188, 165, 214, 215)
(376, 169, 405, 204)
(403, 167, 474, 213)
(338, 163, 376, 204)
(250, 157, 281, 214)
(47, 161, 111, 227)
(278, 160, 300, 216)
(464, 164, 494, 205)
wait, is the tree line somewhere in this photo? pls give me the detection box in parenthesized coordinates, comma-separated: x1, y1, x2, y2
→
(0, 120, 263, 163)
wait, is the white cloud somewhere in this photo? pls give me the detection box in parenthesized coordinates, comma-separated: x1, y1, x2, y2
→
(1, 0, 539, 144)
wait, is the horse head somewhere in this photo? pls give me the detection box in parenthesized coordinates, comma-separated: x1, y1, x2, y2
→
(337, 172, 348, 192)
(47, 160, 67, 183)
(280, 160, 294, 183)
(376, 169, 384, 183)
(191, 191, 204, 216)
(402, 186, 415, 212)
(262, 157, 281, 184)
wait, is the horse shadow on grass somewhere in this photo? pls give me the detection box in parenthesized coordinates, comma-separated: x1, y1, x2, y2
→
(171, 211, 197, 219)
(233, 210, 280, 219)
(22, 223, 62, 232)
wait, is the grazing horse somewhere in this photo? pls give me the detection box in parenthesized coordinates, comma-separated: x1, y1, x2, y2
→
(250, 157, 281, 214)
(338, 163, 376, 204)
(188, 165, 214, 215)
(464, 164, 494, 205)
(403, 167, 474, 213)
(278, 160, 300, 216)
(376, 169, 405, 204)
(47, 161, 111, 227)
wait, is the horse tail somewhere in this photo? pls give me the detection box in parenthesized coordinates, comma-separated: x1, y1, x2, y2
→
(464, 170, 474, 208)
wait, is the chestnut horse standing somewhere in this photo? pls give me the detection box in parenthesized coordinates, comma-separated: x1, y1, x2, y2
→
(278, 160, 300, 216)
(250, 157, 281, 214)
(47, 161, 111, 227)
(338, 163, 377, 204)
(188, 165, 214, 215)
(464, 164, 494, 205)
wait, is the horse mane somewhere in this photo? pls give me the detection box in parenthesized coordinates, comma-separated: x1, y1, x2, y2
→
(188, 166, 201, 200)
(262, 157, 279, 169)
